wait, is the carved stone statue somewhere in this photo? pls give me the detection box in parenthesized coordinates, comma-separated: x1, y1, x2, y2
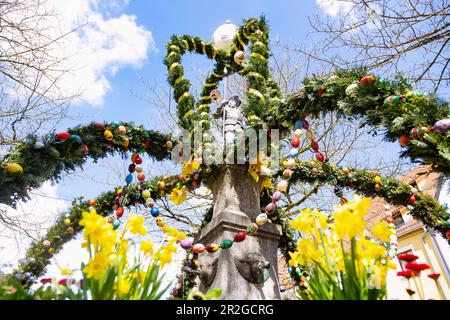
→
(213, 95, 246, 144)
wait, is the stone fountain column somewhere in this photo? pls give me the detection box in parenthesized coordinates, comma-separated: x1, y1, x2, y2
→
(194, 164, 282, 300)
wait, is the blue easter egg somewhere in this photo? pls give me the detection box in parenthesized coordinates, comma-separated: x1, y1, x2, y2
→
(113, 219, 120, 230)
(70, 134, 82, 144)
(111, 121, 120, 127)
(289, 148, 298, 158)
(135, 192, 141, 199)
(125, 174, 133, 184)
(150, 207, 160, 217)
(295, 120, 303, 129)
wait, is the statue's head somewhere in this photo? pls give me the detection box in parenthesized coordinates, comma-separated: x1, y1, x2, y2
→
(228, 95, 241, 108)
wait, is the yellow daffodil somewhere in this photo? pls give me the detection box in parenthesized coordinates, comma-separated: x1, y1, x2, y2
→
(140, 239, 154, 256)
(288, 251, 300, 267)
(60, 268, 72, 276)
(371, 220, 394, 242)
(169, 185, 187, 205)
(126, 214, 147, 235)
(117, 276, 131, 295)
(291, 208, 328, 235)
(181, 155, 200, 177)
(83, 251, 110, 280)
(79, 209, 117, 253)
(260, 177, 273, 191)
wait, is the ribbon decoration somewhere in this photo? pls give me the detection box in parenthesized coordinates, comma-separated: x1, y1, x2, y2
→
(248, 88, 266, 102)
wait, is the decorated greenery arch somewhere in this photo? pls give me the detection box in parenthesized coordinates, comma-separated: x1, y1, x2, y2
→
(1, 17, 450, 295)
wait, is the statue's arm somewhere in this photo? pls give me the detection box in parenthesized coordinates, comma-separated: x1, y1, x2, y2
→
(213, 100, 227, 118)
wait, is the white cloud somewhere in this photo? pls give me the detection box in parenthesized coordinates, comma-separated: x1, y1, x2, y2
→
(46, 0, 155, 106)
(0, 0, 155, 107)
(315, 0, 354, 17)
(0, 182, 68, 270)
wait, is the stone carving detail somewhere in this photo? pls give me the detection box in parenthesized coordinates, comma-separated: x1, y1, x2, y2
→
(234, 251, 271, 284)
(197, 255, 219, 289)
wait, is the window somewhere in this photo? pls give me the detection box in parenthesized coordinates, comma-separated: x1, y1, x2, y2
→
(393, 211, 405, 228)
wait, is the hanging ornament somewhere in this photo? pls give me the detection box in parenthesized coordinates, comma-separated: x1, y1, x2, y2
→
(47, 248, 55, 255)
(291, 137, 301, 148)
(95, 122, 105, 130)
(5, 163, 23, 174)
(373, 176, 381, 184)
(82, 144, 89, 155)
(294, 129, 303, 138)
(282, 168, 292, 179)
(334, 186, 343, 198)
(150, 207, 160, 217)
(67, 227, 74, 235)
(113, 220, 120, 230)
(277, 180, 288, 192)
(206, 243, 219, 253)
(256, 213, 268, 225)
(210, 89, 220, 101)
(289, 148, 299, 158)
(265, 202, 277, 214)
(384, 96, 400, 107)
(134, 155, 143, 165)
(342, 167, 350, 175)
(409, 196, 416, 204)
(212, 20, 237, 53)
(246, 223, 259, 235)
(118, 125, 127, 135)
(180, 240, 193, 250)
(433, 119, 450, 134)
(125, 174, 133, 184)
(155, 217, 165, 227)
(375, 184, 382, 192)
(56, 132, 70, 140)
(316, 151, 326, 163)
(141, 189, 151, 199)
(359, 75, 376, 85)
(310, 140, 319, 152)
(272, 190, 283, 202)
(137, 172, 145, 182)
(294, 120, 303, 129)
(34, 141, 45, 149)
(219, 239, 233, 249)
(317, 86, 326, 97)
(166, 141, 173, 150)
(70, 134, 82, 144)
(116, 207, 124, 218)
(128, 163, 136, 173)
(158, 181, 166, 189)
(43, 240, 51, 247)
(234, 50, 245, 65)
(104, 130, 113, 141)
(193, 243, 206, 254)
(64, 218, 71, 225)
(399, 135, 410, 147)
(111, 121, 120, 127)
(122, 138, 129, 148)
(234, 231, 246, 242)
(345, 83, 358, 95)
(285, 158, 296, 168)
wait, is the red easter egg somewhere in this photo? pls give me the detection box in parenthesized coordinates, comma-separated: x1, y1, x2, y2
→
(134, 155, 142, 164)
(137, 172, 145, 181)
(116, 207, 124, 218)
(409, 196, 416, 204)
(399, 135, 410, 147)
(310, 140, 319, 152)
(56, 132, 70, 140)
(234, 231, 247, 243)
(316, 151, 326, 163)
(291, 137, 300, 148)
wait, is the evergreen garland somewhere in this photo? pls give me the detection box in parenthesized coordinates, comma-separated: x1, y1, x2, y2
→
(0, 122, 173, 207)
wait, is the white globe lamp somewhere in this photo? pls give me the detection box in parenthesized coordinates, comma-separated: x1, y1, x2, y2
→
(212, 20, 238, 53)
